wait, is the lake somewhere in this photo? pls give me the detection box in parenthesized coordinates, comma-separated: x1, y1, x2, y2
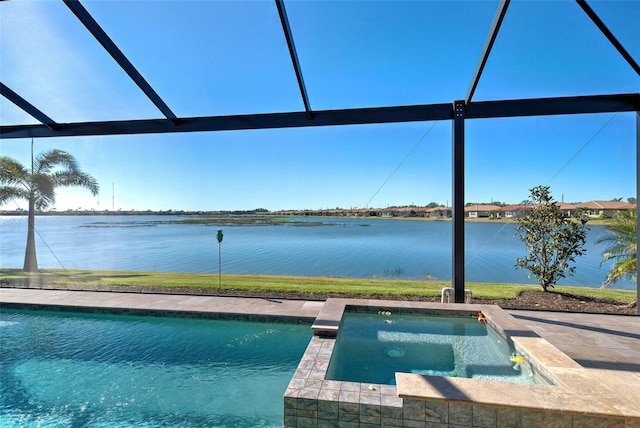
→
(0, 215, 633, 289)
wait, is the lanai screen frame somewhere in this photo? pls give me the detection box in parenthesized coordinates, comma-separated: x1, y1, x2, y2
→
(1, 0, 639, 307)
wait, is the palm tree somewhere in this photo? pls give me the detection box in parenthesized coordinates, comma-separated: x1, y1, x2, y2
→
(0, 147, 99, 272)
(597, 208, 637, 308)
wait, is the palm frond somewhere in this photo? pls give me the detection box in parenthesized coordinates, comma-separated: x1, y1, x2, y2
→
(31, 173, 56, 209)
(53, 171, 99, 196)
(599, 208, 637, 287)
(0, 156, 29, 186)
(0, 186, 30, 205)
(35, 149, 79, 174)
(603, 258, 637, 287)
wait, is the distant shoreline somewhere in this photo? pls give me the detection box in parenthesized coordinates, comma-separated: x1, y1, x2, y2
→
(0, 210, 614, 225)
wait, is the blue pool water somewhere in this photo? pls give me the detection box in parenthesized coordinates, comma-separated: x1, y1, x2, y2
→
(325, 312, 547, 385)
(0, 309, 312, 427)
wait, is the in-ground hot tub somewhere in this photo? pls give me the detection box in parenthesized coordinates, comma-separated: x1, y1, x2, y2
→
(324, 309, 551, 386)
(284, 298, 639, 427)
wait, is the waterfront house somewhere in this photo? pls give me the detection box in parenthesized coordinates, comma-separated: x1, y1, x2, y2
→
(465, 204, 501, 218)
(497, 204, 531, 219)
(558, 203, 578, 217)
(572, 200, 636, 218)
(424, 206, 452, 218)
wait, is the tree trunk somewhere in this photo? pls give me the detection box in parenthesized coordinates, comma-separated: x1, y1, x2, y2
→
(23, 195, 38, 272)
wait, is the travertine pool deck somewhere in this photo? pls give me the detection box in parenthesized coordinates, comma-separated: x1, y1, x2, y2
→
(0, 288, 324, 321)
(1, 288, 639, 427)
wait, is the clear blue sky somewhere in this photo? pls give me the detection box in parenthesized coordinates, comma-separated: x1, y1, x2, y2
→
(1, 0, 638, 211)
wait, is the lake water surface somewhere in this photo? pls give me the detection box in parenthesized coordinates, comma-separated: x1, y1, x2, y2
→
(0, 215, 633, 289)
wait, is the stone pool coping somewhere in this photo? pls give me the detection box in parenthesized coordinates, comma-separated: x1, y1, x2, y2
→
(285, 298, 640, 427)
(0, 288, 323, 324)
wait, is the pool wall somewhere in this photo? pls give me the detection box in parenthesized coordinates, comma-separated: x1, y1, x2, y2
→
(284, 298, 640, 427)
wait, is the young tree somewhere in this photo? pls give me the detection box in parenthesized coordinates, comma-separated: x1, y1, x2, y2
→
(515, 186, 588, 291)
(0, 148, 99, 272)
(596, 208, 637, 308)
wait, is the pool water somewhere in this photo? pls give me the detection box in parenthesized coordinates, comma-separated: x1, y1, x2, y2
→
(325, 312, 546, 385)
(0, 309, 312, 428)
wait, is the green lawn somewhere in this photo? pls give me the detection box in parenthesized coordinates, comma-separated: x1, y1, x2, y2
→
(1, 268, 636, 303)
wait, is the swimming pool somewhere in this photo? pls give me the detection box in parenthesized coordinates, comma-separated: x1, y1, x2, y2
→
(0, 309, 312, 428)
(325, 311, 547, 385)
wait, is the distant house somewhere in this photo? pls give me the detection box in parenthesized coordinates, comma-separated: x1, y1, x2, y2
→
(412, 207, 429, 218)
(558, 203, 577, 217)
(465, 204, 501, 218)
(572, 201, 635, 218)
(422, 206, 452, 218)
(497, 204, 531, 219)
(381, 207, 409, 217)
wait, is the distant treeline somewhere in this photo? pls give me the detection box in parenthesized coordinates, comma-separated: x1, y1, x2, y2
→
(0, 209, 271, 217)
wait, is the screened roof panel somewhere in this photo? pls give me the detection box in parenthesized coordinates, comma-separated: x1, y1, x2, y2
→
(283, 1, 499, 109)
(0, 0, 637, 136)
(473, 0, 640, 101)
(589, 0, 640, 69)
(0, 1, 162, 123)
(465, 112, 636, 204)
(0, 95, 39, 127)
(81, 0, 305, 117)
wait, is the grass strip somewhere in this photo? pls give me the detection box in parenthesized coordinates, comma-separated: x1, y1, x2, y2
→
(1, 268, 635, 303)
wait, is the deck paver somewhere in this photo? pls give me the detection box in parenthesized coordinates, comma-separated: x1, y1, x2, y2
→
(508, 310, 640, 372)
